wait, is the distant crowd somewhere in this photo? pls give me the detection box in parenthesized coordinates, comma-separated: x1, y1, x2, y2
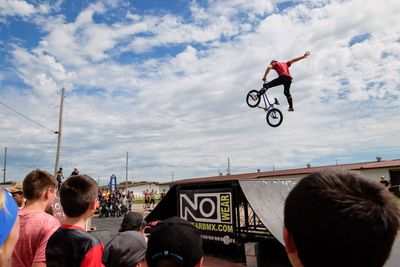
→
(97, 188, 134, 218)
(1, 168, 399, 267)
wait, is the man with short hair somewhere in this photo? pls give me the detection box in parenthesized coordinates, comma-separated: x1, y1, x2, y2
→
(255, 51, 310, 112)
(46, 174, 103, 267)
(12, 170, 60, 267)
(283, 169, 400, 267)
(146, 217, 203, 267)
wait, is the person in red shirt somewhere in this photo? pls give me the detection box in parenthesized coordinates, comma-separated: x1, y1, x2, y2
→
(12, 170, 60, 267)
(257, 51, 311, 112)
(46, 175, 103, 267)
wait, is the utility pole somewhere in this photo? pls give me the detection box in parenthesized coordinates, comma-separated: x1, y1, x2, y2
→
(3, 146, 7, 182)
(54, 88, 65, 176)
(125, 152, 128, 193)
(227, 157, 231, 175)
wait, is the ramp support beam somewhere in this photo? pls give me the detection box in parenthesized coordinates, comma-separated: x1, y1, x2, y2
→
(245, 242, 260, 267)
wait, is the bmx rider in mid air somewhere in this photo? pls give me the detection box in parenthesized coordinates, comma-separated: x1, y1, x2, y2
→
(253, 51, 311, 112)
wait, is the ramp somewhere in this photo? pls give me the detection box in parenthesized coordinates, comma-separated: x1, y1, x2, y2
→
(385, 236, 400, 267)
(239, 179, 298, 245)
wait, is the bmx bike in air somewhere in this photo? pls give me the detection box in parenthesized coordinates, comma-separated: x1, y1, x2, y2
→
(246, 86, 283, 127)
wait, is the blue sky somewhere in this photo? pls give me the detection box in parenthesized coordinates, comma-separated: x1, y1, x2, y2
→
(1, 0, 400, 185)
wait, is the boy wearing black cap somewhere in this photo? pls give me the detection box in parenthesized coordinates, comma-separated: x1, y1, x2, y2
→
(146, 217, 203, 267)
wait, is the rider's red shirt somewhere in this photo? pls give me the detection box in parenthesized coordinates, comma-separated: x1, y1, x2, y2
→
(271, 61, 292, 78)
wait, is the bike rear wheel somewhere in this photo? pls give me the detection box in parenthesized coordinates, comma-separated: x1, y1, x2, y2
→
(266, 108, 283, 127)
(246, 90, 261, 108)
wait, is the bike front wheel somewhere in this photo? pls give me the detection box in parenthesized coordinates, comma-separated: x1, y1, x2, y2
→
(246, 90, 261, 108)
(266, 108, 283, 127)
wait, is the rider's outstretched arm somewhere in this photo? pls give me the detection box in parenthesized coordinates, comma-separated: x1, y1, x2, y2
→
(262, 65, 272, 81)
(288, 51, 311, 64)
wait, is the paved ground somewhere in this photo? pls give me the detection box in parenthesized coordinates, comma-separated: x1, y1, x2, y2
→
(91, 204, 246, 267)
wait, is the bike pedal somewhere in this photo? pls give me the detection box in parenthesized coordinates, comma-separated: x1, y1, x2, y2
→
(274, 98, 280, 105)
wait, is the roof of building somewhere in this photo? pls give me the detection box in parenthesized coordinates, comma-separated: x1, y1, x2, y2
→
(162, 159, 400, 186)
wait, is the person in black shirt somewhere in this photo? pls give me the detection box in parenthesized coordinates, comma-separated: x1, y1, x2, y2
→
(46, 175, 103, 267)
(56, 167, 64, 191)
(70, 167, 79, 176)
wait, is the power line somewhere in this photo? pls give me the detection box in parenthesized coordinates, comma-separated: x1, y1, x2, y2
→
(29, 136, 58, 169)
(0, 99, 55, 133)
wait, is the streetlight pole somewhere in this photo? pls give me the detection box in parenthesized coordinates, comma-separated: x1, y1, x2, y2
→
(54, 88, 65, 176)
(125, 152, 128, 193)
(3, 146, 7, 182)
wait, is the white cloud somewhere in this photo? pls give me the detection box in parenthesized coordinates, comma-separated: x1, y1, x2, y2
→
(0, 0, 36, 18)
(11, 46, 73, 96)
(2, 0, 400, 182)
(0, 0, 57, 23)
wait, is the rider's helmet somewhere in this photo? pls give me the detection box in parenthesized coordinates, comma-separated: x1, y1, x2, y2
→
(270, 60, 277, 64)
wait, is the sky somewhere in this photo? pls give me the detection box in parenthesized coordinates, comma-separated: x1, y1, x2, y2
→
(1, 0, 400, 185)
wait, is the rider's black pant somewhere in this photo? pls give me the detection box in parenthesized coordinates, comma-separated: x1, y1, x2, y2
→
(264, 76, 293, 107)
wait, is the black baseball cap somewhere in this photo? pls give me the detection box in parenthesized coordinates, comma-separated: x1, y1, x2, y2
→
(146, 217, 203, 267)
(119, 212, 145, 232)
(103, 231, 147, 267)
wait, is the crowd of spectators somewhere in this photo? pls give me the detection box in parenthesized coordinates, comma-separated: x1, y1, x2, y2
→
(0, 168, 399, 267)
(97, 189, 134, 218)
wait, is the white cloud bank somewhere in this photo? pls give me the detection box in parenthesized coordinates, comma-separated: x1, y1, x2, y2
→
(1, 0, 400, 183)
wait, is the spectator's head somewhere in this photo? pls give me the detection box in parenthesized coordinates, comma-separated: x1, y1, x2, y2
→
(23, 170, 56, 207)
(284, 169, 400, 267)
(103, 231, 147, 267)
(60, 175, 98, 218)
(120, 212, 146, 232)
(0, 189, 20, 266)
(146, 217, 203, 267)
(8, 182, 24, 207)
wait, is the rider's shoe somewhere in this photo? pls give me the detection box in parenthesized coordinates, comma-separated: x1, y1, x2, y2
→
(250, 93, 258, 101)
(288, 107, 294, 112)
(258, 88, 267, 97)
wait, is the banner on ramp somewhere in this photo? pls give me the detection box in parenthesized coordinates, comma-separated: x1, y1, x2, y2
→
(179, 188, 235, 245)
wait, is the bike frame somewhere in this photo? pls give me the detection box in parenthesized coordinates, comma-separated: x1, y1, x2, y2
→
(258, 91, 277, 112)
(246, 86, 283, 127)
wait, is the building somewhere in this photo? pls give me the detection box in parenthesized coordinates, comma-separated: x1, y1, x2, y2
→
(162, 158, 400, 196)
